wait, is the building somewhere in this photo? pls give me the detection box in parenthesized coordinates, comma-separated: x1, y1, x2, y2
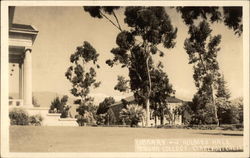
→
(8, 7, 77, 126)
(107, 96, 183, 126)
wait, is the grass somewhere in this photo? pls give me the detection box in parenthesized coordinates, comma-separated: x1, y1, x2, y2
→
(10, 126, 243, 152)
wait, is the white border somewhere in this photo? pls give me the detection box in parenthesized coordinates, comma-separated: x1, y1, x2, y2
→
(1, 1, 249, 158)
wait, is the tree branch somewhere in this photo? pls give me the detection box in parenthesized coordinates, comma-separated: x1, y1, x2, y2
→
(112, 10, 122, 31)
(146, 56, 152, 98)
(100, 11, 122, 32)
(129, 67, 143, 81)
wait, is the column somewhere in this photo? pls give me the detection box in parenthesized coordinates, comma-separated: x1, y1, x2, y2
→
(19, 62, 23, 99)
(23, 48, 32, 108)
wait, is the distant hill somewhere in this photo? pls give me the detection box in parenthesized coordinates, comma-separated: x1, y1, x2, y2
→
(9, 91, 126, 117)
(10, 91, 78, 116)
(10, 91, 74, 107)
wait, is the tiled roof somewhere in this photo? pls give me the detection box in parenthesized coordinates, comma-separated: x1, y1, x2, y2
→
(110, 96, 183, 108)
(111, 96, 135, 107)
(166, 97, 183, 103)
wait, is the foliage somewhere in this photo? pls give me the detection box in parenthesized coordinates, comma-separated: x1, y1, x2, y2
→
(95, 114, 106, 125)
(237, 98, 243, 124)
(29, 114, 43, 126)
(88, 104, 98, 121)
(84, 6, 243, 127)
(229, 97, 243, 124)
(149, 65, 175, 125)
(60, 105, 72, 118)
(75, 104, 97, 126)
(215, 75, 233, 125)
(194, 103, 217, 125)
(75, 111, 95, 126)
(189, 95, 217, 125)
(190, 96, 243, 126)
(152, 103, 168, 123)
(216, 75, 231, 99)
(181, 8, 240, 125)
(215, 97, 231, 125)
(49, 97, 60, 113)
(105, 109, 117, 125)
(96, 97, 115, 115)
(119, 104, 145, 127)
(49, 95, 71, 118)
(114, 76, 130, 92)
(84, 6, 177, 126)
(65, 41, 100, 125)
(75, 115, 88, 126)
(176, 7, 242, 36)
(76, 104, 98, 126)
(176, 102, 194, 125)
(184, 20, 222, 125)
(9, 108, 29, 125)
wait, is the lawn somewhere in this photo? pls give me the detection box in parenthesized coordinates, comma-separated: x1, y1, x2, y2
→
(10, 126, 243, 152)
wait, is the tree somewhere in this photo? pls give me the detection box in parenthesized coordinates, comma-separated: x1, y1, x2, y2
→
(216, 75, 231, 99)
(178, 102, 194, 125)
(176, 7, 242, 36)
(229, 97, 243, 124)
(214, 75, 232, 125)
(214, 97, 231, 125)
(88, 104, 98, 121)
(84, 6, 177, 127)
(119, 104, 145, 127)
(106, 109, 117, 125)
(65, 41, 101, 126)
(49, 96, 61, 113)
(60, 105, 72, 118)
(9, 108, 29, 125)
(49, 95, 71, 118)
(184, 20, 222, 125)
(96, 97, 115, 115)
(149, 64, 175, 125)
(114, 76, 130, 93)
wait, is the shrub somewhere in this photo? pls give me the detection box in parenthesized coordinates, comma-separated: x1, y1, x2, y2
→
(105, 109, 117, 125)
(49, 95, 71, 118)
(49, 97, 62, 113)
(75, 115, 88, 126)
(29, 114, 43, 126)
(96, 114, 106, 125)
(119, 104, 145, 127)
(60, 105, 71, 118)
(220, 124, 243, 131)
(9, 108, 29, 125)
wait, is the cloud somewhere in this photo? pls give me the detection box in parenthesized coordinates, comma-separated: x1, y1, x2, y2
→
(174, 86, 195, 101)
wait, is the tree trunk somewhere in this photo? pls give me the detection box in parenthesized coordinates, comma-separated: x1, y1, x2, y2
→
(210, 84, 219, 126)
(154, 115, 157, 126)
(145, 56, 152, 127)
(160, 116, 164, 125)
(173, 114, 175, 125)
(160, 109, 164, 125)
(145, 98, 150, 127)
(198, 53, 219, 126)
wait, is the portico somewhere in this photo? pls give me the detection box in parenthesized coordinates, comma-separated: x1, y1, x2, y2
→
(9, 23, 38, 108)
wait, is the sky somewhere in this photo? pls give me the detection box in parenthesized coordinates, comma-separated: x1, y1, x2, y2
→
(9, 6, 243, 103)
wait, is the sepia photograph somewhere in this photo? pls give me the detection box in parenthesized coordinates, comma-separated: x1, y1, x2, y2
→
(1, 1, 249, 158)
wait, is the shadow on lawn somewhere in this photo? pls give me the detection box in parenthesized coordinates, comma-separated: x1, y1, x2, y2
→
(197, 133, 243, 136)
